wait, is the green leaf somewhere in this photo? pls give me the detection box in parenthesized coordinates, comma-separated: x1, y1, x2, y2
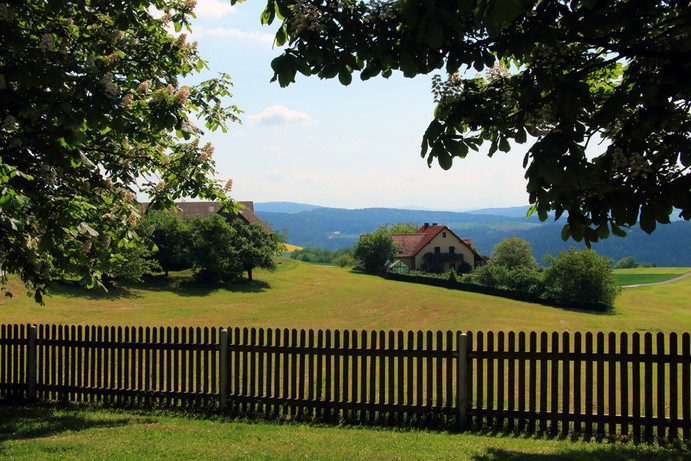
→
(515, 127, 527, 144)
(560, 224, 571, 241)
(680, 150, 691, 168)
(426, 23, 443, 49)
(639, 207, 657, 234)
(611, 223, 627, 237)
(70, 153, 83, 168)
(338, 69, 352, 86)
(261, 7, 275, 25)
(443, 137, 469, 158)
(436, 148, 453, 170)
(498, 136, 510, 152)
(275, 26, 287, 46)
(399, 52, 417, 77)
(526, 204, 538, 219)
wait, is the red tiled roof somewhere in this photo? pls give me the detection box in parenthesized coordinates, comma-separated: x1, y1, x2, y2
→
(391, 224, 483, 261)
(140, 201, 274, 234)
(391, 233, 425, 257)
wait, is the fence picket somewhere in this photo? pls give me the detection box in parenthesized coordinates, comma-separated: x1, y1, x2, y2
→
(632, 332, 641, 443)
(683, 333, 690, 441)
(644, 333, 654, 441)
(656, 332, 666, 440)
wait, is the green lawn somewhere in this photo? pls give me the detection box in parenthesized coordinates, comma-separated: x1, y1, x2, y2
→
(2, 259, 691, 334)
(1, 403, 689, 460)
(613, 267, 691, 286)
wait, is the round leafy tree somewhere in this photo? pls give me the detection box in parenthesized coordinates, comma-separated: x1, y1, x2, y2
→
(543, 248, 620, 308)
(354, 226, 399, 274)
(489, 237, 536, 271)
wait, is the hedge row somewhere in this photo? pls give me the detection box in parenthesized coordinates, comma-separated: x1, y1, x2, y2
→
(385, 272, 611, 312)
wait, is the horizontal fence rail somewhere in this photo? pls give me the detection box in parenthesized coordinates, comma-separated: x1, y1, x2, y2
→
(1, 324, 690, 442)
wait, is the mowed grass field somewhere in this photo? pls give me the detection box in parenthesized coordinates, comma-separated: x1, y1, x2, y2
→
(1, 259, 690, 334)
(613, 267, 690, 286)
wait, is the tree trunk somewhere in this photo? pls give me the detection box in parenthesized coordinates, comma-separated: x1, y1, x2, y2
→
(247, 266, 253, 281)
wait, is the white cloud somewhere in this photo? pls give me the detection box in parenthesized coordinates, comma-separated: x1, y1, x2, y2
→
(265, 170, 289, 182)
(262, 145, 285, 154)
(201, 27, 274, 44)
(248, 105, 316, 126)
(194, 0, 236, 18)
(232, 130, 245, 137)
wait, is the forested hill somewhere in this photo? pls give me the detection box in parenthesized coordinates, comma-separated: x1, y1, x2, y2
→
(470, 222, 691, 267)
(256, 204, 691, 267)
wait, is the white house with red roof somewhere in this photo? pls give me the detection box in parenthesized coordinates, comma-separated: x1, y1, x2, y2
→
(391, 223, 483, 274)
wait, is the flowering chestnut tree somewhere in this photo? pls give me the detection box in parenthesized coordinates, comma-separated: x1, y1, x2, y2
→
(256, 0, 690, 245)
(0, 0, 240, 301)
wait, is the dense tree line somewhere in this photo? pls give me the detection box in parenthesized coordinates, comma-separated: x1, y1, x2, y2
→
(290, 247, 354, 267)
(260, 206, 691, 266)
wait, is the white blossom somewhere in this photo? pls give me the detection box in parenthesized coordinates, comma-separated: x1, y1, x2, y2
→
(136, 80, 151, 93)
(174, 85, 190, 103)
(38, 33, 54, 52)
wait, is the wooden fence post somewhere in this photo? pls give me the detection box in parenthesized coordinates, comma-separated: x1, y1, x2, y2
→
(27, 325, 37, 400)
(219, 328, 228, 411)
(458, 332, 468, 430)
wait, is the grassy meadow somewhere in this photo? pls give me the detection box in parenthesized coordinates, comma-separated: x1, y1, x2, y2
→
(613, 267, 690, 286)
(1, 259, 690, 334)
(2, 262, 691, 459)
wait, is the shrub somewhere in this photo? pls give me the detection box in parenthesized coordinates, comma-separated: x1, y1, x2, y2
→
(543, 248, 620, 308)
(505, 266, 544, 295)
(614, 256, 639, 269)
(474, 264, 510, 288)
(333, 255, 355, 268)
(490, 237, 536, 270)
(448, 268, 457, 282)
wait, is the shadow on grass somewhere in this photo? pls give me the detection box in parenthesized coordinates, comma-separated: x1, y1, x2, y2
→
(470, 446, 691, 460)
(0, 402, 131, 443)
(48, 280, 141, 301)
(119, 273, 271, 297)
(47, 274, 271, 300)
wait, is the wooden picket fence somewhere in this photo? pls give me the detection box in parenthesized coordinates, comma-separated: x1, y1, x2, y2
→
(1, 324, 690, 442)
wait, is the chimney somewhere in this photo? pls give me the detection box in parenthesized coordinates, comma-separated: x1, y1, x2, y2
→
(432, 223, 437, 226)
(423, 223, 429, 229)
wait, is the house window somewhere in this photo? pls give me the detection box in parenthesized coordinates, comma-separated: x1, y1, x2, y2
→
(442, 232, 447, 238)
(449, 246, 455, 254)
(434, 246, 440, 253)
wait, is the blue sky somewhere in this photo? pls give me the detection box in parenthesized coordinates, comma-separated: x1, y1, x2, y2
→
(184, 0, 531, 211)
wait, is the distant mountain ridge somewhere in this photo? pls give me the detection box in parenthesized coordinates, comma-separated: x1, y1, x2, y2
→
(255, 202, 691, 267)
(256, 201, 534, 216)
(254, 202, 322, 213)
